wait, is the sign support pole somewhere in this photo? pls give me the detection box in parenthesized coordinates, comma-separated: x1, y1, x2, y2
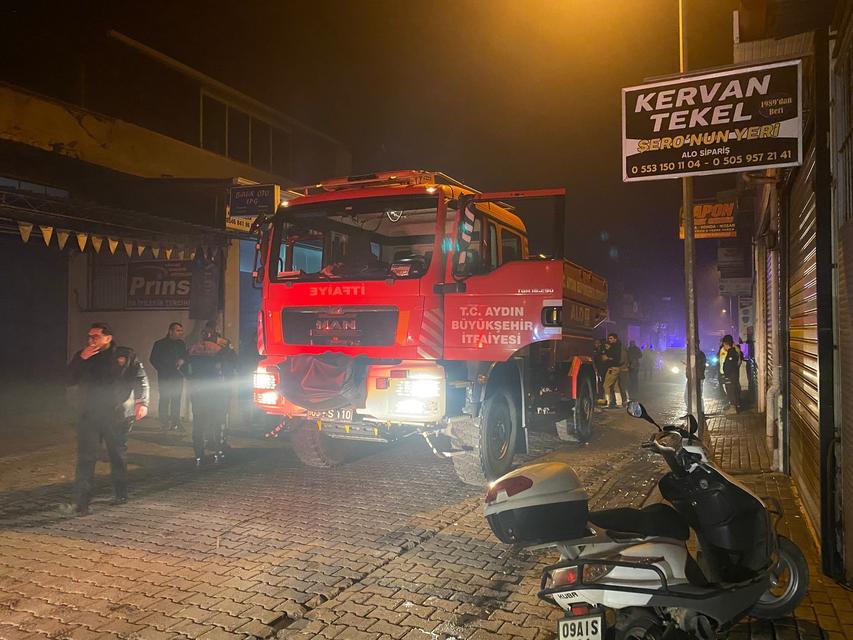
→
(679, 0, 703, 435)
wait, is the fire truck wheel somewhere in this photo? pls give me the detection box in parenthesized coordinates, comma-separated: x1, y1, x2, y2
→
(290, 422, 354, 468)
(451, 389, 518, 486)
(573, 377, 596, 442)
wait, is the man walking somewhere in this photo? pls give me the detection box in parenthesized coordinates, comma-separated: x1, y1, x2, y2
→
(718, 334, 743, 414)
(602, 333, 627, 409)
(150, 322, 186, 431)
(68, 323, 149, 515)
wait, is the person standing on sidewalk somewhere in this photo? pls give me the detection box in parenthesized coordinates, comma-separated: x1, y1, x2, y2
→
(627, 340, 642, 400)
(68, 323, 149, 515)
(149, 322, 186, 431)
(718, 335, 743, 414)
(602, 333, 627, 408)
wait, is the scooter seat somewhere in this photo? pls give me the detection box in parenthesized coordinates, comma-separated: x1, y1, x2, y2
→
(588, 503, 690, 541)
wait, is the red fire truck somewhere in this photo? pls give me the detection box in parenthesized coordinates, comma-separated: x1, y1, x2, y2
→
(251, 171, 607, 485)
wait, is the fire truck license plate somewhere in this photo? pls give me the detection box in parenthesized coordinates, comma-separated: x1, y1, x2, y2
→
(307, 408, 354, 422)
(558, 613, 603, 640)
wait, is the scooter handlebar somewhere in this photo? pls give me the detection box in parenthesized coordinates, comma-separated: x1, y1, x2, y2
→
(642, 432, 689, 476)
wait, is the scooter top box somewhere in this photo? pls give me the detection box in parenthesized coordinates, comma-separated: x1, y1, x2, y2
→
(485, 462, 589, 545)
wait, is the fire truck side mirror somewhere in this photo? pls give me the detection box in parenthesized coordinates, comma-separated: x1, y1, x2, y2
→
(252, 238, 266, 289)
(453, 201, 479, 279)
(454, 249, 481, 278)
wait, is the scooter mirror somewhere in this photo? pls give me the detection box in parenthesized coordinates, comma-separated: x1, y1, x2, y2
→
(686, 414, 699, 435)
(627, 401, 644, 418)
(627, 401, 663, 430)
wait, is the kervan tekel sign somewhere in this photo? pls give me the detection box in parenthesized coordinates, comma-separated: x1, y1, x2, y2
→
(622, 59, 801, 181)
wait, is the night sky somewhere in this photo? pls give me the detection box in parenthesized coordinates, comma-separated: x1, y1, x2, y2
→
(9, 0, 740, 340)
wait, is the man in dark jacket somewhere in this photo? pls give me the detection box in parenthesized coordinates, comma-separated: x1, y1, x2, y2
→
(718, 334, 743, 414)
(68, 322, 149, 515)
(183, 322, 231, 466)
(150, 322, 186, 431)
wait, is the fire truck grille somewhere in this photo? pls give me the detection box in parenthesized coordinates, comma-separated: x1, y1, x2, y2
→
(282, 307, 398, 346)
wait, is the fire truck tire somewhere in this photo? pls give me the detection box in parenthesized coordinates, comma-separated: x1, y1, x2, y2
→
(290, 422, 354, 468)
(573, 377, 596, 442)
(451, 389, 518, 486)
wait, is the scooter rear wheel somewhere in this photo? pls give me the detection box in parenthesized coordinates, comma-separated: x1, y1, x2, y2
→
(614, 609, 664, 640)
(749, 535, 809, 620)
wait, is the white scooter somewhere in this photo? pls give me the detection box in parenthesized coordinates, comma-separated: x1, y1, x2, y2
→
(484, 401, 808, 640)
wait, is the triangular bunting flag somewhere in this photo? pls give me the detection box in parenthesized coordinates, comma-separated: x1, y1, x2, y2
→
(123, 241, 133, 256)
(176, 249, 184, 260)
(56, 230, 70, 250)
(91, 236, 103, 253)
(152, 247, 160, 258)
(188, 249, 196, 260)
(165, 248, 173, 260)
(108, 238, 119, 254)
(76, 233, 88, 252)
(18, 221, 33, 243)
(39, 225, 54, 247)
(137, 245, 146, 257)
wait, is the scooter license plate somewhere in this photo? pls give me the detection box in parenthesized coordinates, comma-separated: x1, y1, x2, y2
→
(306, 408, 354, 422)
(558, 613, 604, 640)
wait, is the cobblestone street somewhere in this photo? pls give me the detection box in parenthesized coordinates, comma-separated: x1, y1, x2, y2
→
(1, 381, 850, 640)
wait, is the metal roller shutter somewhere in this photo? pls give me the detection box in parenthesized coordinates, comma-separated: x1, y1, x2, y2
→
(833, 13, 853, 582)
(787, 139, 821, 535)
(766, 250, 775, 392)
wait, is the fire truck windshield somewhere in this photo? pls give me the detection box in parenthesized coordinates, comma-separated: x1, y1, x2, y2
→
(271, 195, 446, 281)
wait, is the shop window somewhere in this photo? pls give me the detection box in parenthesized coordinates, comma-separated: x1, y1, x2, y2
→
(228, 108, 251, 164)
(251, 118, 272, 171)
(0, 176, 69, 199)
(201, 95, 226, 155)
(90, 260, 128, 310)
(272, 127, 291, 177)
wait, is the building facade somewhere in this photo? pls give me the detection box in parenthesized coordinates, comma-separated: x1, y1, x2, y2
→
(737, 0, 852, 579)
(0, 27, 349, 428)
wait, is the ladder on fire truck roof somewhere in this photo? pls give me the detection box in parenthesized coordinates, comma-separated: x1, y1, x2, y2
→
(285, 170, 480, 198)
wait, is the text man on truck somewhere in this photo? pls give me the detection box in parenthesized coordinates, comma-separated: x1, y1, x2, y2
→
(251, 170, 607, 485)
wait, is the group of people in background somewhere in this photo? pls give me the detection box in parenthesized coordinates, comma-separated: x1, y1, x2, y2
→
(593, 333, 643, 409)
(592, 331, 747, 417)
(149, 320, 238, 466)
(67, 319, 239, 516)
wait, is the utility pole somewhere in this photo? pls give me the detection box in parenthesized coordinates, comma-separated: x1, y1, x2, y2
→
(680, 0, 703, 435)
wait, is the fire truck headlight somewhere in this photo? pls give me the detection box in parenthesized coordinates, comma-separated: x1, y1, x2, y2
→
(256, 391, 280, 405)
(254, 368, 278, 390)
(396, 378, 441, 399)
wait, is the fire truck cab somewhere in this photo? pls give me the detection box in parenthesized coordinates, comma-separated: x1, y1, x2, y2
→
(252, 170, 607, 485)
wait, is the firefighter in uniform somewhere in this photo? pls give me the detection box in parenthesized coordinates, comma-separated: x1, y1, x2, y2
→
(68, 322, 149, 515)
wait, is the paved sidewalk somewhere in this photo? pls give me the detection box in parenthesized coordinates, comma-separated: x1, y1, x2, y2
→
(704, 410, 853, 640)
